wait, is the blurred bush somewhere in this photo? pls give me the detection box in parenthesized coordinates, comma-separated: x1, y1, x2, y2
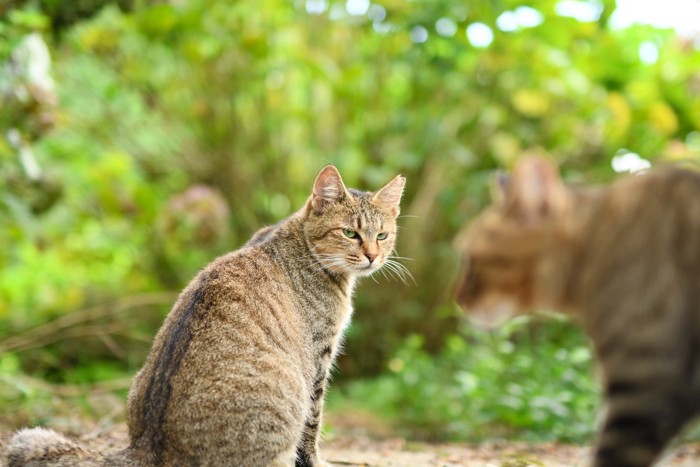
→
(1, 0, 700, 439)
(330, 317, 598, 442)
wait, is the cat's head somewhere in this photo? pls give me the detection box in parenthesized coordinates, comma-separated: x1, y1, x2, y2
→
(304, 165, 405, 277)
(455, 157, 573, 329)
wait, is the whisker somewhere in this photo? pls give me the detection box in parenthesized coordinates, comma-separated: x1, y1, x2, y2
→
(317, 261, 346, 275)
(385, 263, 409, 285)
(378, 260, 402, 282)
(309, 255, 347, 274)
(382, 259, 416, 286)
(377, 267, 391, 283)
(390, 260, 415, 279)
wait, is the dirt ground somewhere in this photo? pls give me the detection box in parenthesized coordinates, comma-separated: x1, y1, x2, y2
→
(323, 437, 700, 466)
(2, 421, 700, 466)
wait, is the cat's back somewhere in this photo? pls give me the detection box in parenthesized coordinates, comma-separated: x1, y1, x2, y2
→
(134, 233, 310, 385)
(577, 166, 700, 320)
(590, 166, 700, 243)
(126, 235, 313, 465)
(162, 237, 301, 337)
(610, 165, 700, 210)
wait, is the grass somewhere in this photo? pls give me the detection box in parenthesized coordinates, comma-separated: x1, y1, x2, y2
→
(328, 316, 600, 443)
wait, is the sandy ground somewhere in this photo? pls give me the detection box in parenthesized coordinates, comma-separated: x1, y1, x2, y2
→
(323, 438, 700, 466)
(2, 421, 699, 466)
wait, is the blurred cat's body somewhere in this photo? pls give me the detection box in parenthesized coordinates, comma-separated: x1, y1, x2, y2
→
(456, 157, 700, 467)
(8, 166, 406, 467)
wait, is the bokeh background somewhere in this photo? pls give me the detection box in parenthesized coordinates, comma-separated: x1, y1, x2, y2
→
(2, 0, 700, 443)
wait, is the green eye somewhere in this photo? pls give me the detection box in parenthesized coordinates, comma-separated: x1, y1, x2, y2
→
(377, 232, 389, 240)
(343, 229, 358, 239)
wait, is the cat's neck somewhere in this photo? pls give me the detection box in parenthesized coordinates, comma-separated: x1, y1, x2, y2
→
(538, 185, 609, 314)
(258, 210, 356, 295)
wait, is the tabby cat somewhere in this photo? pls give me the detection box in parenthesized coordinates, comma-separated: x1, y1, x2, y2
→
(455, 156, 700, 467)
(8, 165, 406, 467)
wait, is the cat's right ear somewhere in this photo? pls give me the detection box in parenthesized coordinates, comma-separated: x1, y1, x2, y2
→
(373, 174, 406, 217)
(508, 156, 569, 224)
(311, 165, 350, 215)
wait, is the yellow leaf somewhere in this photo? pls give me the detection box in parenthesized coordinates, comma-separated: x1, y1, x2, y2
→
(489, 132, 521, 166)
(649, 101, 678, 135)
(606, 92, 630, 140)
(511, 89, 551, 118)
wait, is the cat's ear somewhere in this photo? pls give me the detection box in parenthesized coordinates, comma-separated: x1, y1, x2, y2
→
(508, 157, 568, 223)
(490, 170, 510, 205)
(311, 165, 350, 214)
(373, 174, 406, 216)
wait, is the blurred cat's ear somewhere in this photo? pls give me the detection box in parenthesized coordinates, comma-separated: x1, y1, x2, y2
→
(373, 174, 406, 216)
(490, 171, 510, 205)
(508, 157, 568, 223)
(311, 165, 350, 214)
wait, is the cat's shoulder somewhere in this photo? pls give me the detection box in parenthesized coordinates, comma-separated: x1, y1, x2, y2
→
(629, 164, 700, 183)
(203, 244, 271, 278)
(614, 164, 700, 195)
(245, 224, 278, 247)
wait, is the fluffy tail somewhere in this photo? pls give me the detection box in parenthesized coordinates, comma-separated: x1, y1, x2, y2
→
(7, 427, 140, 467)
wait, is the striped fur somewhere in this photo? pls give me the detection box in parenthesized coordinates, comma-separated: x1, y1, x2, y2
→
(8, 166, 405, 467)
(455, 157, 700, 467)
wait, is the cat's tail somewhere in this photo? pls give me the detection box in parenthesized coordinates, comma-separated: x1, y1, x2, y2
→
(6, 427, 145, 467)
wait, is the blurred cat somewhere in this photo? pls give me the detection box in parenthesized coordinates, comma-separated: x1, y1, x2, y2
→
(8, 165, 406, 467)
(455, 157, 700, 467)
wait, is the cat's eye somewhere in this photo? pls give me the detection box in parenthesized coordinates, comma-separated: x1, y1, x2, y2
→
(343, 229, 358, 239)
(377, 232, 389, 240)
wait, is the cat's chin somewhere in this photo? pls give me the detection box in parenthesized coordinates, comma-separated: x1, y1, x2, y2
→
(466, 300, 518, 331)
(352, 264, 381, 277)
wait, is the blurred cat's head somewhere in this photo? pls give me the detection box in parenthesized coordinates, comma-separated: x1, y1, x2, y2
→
(455, 157, 574, 329)
(304, 165, 406, 277)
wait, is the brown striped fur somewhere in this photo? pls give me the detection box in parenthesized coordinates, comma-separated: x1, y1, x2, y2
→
(8, 166, 406, 467)
(455, 157, 700, 467)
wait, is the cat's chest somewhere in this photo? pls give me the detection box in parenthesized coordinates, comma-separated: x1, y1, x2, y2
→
(307, 275, 354, 318)
(334, 278, 356, 334)
(336, 298, 353, 335)
(307, 281, 355, 349)
(310, 294, 353, 338)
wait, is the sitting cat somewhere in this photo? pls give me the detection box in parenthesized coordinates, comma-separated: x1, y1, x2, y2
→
(8, 165, 406, 467)
(455, 156, 700, 467)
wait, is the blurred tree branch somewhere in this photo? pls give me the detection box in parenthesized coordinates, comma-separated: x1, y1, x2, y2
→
(0, 292, 176, 354)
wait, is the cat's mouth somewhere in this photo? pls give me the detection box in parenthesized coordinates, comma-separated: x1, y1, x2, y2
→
(353, 261, 381, 276)
(465, 298, 518, 331)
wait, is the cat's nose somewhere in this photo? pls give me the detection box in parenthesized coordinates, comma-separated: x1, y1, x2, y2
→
(364, 253, 378, 264)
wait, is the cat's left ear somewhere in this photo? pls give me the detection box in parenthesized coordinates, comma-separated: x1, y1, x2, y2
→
(508, 157, 569, 223)
(311, 165, 351, 214)
(373, 174, 406, 217)
(490, 170, 510, 205)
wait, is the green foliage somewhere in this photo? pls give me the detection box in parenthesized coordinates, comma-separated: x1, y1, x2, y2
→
(331, 317, 598, 442)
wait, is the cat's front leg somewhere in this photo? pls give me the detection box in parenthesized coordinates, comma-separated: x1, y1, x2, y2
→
(295, 370, 330, 467)
(592, 380, 690, 467)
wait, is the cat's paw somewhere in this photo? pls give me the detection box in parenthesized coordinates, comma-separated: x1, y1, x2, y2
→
(298, 453, 332, 467)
